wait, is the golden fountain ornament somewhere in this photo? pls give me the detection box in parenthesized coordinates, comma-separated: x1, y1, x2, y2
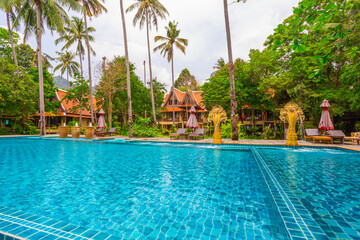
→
(279, 102, 305, 146)
(208, 105, 227, 144)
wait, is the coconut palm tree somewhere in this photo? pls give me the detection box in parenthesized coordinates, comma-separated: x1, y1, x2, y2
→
(0, 0, 19, 75)
(55, 16, 95, 77)
(223, 0, 245, 140)
(154, 21, 188, 125)
(119, 0, 133, 137)
(213, 58, 225, 70)
(80, 0, 107, 124)
(15, 0, 80, 135)
(31, 51, 55, 69)
(126, 0, 169, 125)
(54, 51, 80, 89)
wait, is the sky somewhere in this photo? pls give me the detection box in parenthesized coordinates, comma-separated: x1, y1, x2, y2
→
(1, 0, 300, 90)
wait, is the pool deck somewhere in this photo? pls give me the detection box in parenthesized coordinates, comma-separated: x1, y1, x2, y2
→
(2, 135, 360, 151)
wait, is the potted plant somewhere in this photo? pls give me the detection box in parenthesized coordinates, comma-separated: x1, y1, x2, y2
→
(84, 123, 95, 139)
(70, 122, 80, 138)
(59, 123, 69, 138)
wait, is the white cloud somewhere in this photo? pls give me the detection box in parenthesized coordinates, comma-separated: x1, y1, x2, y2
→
(0, 0, 299, 90)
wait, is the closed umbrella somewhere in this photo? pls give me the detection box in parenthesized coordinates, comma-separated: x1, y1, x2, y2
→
(318, 99, 334, 130)
(186, 106, 199, 129)
(97, 109, 106, 129)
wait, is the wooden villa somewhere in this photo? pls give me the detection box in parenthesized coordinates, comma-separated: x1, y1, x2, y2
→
(159, 88, 208, 129)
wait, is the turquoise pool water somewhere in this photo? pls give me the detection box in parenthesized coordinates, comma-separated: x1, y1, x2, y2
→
(0, 138, 359, 239)
(0, 138, 288, 239)
(258, 147, 360, 239)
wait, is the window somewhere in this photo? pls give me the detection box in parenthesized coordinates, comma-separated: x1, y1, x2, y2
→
(169, 100, 172, 105)
(174, 99, 177, 105)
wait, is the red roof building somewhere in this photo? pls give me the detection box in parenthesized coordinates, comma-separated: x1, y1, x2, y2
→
(160, 88, 207, 129)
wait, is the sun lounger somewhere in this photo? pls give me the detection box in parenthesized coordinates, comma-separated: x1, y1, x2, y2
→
(304, 129, 332, 143)
(170, 128, 188, 139)
(327, 130, 346, 144)
(96, 127, 118, 137)
(327, 130, 360, 145)
(189, 128, 205, 140)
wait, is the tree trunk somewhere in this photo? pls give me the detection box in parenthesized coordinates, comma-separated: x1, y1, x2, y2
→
(79, 106, 83, 127)
(83, 0, 95, 124)
(67, 68, 69, 90)
(7, 11, 19, 76)
(58, 75, 61, 88)
(35, 0, 46, 136)
(108, 93, 112, 129)
(78, 39, 83, 77)
(143, 60, 146, 86)
(120, 0, 133, 137)
(146, 9, 157, 124)
(223, 0, 238, 140)
(171, 52, 175, 125)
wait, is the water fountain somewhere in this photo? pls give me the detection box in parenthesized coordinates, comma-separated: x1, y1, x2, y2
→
(208, 105, 227, 144)
(279, 102, 305, 146)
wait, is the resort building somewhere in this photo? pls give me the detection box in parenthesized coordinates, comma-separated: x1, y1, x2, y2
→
(159, 88, 207, 129)
(35, 89, 100, 132)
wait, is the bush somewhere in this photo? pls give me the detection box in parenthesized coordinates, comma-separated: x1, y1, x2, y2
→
(68, 121, 79, 127)
(221, 121, 232, 139)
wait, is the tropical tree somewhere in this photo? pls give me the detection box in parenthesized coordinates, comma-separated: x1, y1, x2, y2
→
(31, 51, 54, 68)
(126, 0, 169, 125)
(120, 0, 133, 137)
(0, 0, 19, 75)
(54, 51, 80, 89)
(213, 57, 225, 70)
(63, 74, 90, 127)
(154, 21, 188, 125)
(80, 0, 107, 124)
(174, 68, 198, 91)
(223, 0, 245, 140)
(16, 0, 80, 135)
(55, 16, 95, 77)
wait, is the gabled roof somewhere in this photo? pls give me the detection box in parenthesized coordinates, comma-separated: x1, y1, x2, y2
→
(56, 89, 91, 117)
(162, 88, 205, 110)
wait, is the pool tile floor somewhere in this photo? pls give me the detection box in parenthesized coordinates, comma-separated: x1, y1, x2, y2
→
(0, 206, 120, 240)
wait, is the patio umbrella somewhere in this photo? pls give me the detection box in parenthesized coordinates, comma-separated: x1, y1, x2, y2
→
(318, 99, 334, 130)
(186, 106, 199, 129)
(97, 109, 106, 129)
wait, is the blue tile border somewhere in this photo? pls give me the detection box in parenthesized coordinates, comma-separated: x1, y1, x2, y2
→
(0, 206, 119, 240)
(251, 147, 330, 240)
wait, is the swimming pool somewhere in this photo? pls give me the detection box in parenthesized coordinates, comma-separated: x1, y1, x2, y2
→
(0, 137, 359, 239)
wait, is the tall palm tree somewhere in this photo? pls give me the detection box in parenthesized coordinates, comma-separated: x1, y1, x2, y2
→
(223, 0, 245, 140)
(16, 0, 80, 135)
(154, 21, 188, 125)
(80, 0, 107, 124)
(55, 16, 95, 77)
(0, 0, 19, 75)
(126, 0, 169, 125)
(213, 57, 225, 70)
(54, 51, 80, 89)
(119, 0, 133, 137)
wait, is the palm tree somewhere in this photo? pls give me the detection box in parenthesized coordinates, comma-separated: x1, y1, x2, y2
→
(0, 0, 19, 75)
(213, 57, 225, 70)
(54, 51, 80, 89)
(16, 0, 80, 135)
(119, 0, 133, 137)
(31, 51, 55, 68)
(223, 0, 245, 140)
(55, 16, 95, 77)
(154, 21, 188, 125)
(80, 0, 107, 124)
(126, 0, 169, 125)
